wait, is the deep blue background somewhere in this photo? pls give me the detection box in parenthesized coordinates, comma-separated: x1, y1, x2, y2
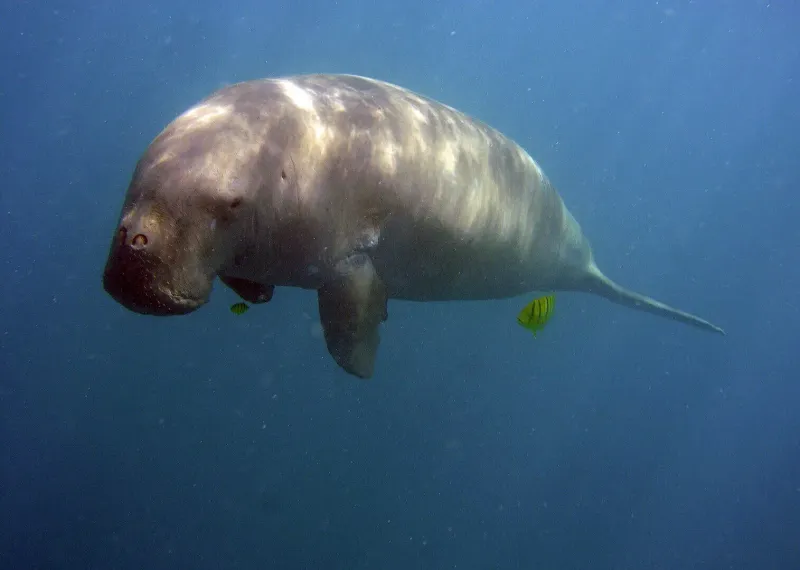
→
(1, 1, 799, 569)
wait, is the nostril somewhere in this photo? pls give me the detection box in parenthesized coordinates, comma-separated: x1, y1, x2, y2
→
(131, 233, 148, 249)
(117, 226, 127, 242)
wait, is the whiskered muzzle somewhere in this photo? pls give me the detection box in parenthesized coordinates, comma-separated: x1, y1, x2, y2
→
(103, 232, 208, 316)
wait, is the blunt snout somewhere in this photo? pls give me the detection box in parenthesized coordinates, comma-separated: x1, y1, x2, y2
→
(103, 219, 205, 316)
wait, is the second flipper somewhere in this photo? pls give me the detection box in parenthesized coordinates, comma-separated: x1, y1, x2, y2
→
(219, 275, 275, 304)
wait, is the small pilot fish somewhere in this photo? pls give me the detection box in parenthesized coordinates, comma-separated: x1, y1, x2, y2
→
(230, 302, 250, 315)
(517, 294, 555, 337)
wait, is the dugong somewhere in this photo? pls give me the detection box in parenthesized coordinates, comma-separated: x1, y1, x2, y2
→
(102, 74, 723, 379)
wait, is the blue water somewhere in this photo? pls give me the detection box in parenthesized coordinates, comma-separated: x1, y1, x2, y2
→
(2, 1, 799, 569)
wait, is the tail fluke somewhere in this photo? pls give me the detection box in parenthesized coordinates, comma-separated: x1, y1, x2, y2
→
(583, 263, 725, 335)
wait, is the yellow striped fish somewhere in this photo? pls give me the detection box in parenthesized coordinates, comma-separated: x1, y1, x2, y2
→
(517, 294, 555, 337)
(230, 302, 250, 315)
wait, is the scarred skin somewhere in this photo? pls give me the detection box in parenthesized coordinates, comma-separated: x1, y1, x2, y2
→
(102, 74, 723, 378)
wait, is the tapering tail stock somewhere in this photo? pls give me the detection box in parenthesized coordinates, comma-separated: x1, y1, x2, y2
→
(583, 263, 725, 335)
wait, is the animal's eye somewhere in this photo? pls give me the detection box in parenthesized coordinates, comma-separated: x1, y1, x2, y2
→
(229, 197, 243, 209)
(280, 170, 287, 180)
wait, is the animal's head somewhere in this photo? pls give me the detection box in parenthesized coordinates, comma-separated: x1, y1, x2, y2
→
(103, 94, 276, 316)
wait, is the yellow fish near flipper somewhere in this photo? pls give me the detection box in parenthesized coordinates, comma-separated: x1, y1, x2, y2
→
(517, 294, 555, 337)
(230, 302, 250, 315)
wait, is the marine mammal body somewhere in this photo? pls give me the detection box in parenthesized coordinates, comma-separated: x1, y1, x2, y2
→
(102, 74, 724, 378)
